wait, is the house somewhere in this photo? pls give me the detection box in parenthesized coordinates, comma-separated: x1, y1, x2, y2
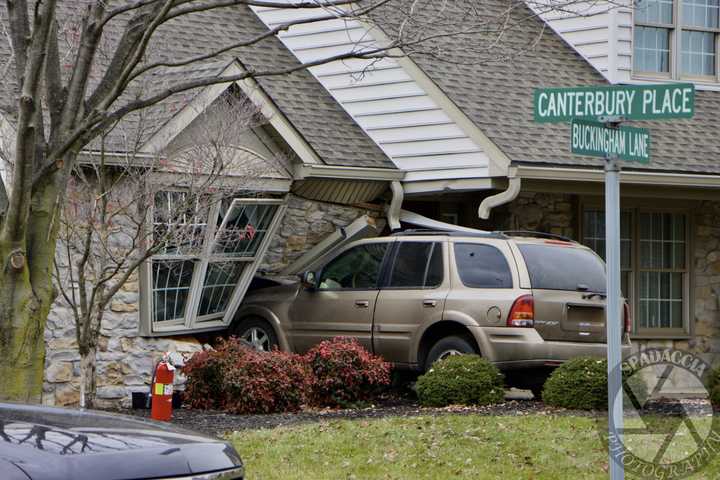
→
(31, 0, 719, 405)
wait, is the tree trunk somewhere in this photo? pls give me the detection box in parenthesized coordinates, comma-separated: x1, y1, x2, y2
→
(0, 279, 53, 402)
(79, 346, 97, 409)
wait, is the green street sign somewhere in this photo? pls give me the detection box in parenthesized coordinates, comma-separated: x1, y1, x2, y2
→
(534, 83, 694, 123)
(571, 119, 650, 163)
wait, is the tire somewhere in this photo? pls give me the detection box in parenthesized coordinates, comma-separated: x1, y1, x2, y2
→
(231, 318, 279, 352)
(424, 335, 477, 371)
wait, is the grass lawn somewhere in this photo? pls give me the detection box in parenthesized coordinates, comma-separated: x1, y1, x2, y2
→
(231, 414, 720, 479)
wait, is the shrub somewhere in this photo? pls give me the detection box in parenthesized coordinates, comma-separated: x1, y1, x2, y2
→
(415, 355, 504, 407)
(183, 337, 311, 414)
(305, 337, 391, 407)
(542, 357, 647, 410)
(709, 367, 720, 407)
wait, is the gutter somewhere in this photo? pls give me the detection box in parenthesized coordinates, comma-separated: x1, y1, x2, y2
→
(516, 165, 720, 188)
(478, 171, 521, 220)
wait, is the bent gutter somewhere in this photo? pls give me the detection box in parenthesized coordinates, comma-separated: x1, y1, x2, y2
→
(386, 180, 404, 231)
(478, 176, 521, 220)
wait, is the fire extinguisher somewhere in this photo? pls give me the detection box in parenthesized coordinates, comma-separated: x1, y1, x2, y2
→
(151, 353, 175, 421)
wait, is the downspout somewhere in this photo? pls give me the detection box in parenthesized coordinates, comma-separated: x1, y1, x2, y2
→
(478, 174, 521, 220)
(386, 180, 404, 231)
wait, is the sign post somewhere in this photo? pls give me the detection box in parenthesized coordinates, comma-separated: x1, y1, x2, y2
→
(533, 83, 695, 480)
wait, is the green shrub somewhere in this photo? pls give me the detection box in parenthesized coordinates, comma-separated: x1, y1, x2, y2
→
(415, 355, 504, 407)
(542, 357, 647, 410)
(709, 367, 720, 407)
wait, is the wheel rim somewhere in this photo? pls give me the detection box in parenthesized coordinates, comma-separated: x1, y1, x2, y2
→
(437, 349, 464, 362)
(241, 327, 271, 351)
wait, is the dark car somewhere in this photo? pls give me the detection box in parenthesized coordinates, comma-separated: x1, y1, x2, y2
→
(0, 403, 243, 480)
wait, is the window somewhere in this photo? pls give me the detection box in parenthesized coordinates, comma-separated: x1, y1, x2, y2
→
(518, 244, 607, 292)
(387, 242, 443, 289)
(318, 243, 388, 290)
(454, 243, 512, 288)
(634, 0, 720, 80)
(582, 208, 689, 335)
(145, 193, 285, 333)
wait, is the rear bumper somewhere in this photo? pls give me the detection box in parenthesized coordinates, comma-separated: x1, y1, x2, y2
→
(468, 326, 631, 370)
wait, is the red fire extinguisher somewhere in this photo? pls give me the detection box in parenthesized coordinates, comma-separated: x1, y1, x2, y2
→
(151, 353, 175, 421)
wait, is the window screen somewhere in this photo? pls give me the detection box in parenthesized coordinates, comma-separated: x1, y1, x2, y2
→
(454, 243, 512, 288)
(388, 242, 443, 289)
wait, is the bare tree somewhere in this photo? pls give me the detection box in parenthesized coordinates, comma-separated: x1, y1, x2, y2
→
(0, 0, 610, 401)
(53, 93, 283, 408)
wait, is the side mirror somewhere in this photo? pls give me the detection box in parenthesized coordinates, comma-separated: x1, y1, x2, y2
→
(301, 271, 317, 290)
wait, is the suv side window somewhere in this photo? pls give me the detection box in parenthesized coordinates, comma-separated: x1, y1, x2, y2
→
(318, 243, 389, 290)
(454, 243, 512, 288)
(388, 242, 443, 289)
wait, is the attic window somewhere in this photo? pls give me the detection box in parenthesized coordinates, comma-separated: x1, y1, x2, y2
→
(634, 0, 720, 81)
(143, 192, 285, 334)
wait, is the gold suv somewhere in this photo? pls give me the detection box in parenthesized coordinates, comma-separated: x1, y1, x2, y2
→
(233, 231, 631, 376)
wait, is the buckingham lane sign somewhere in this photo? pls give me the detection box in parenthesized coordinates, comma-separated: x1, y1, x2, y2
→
(571, 119, 650, 163)
(534, 83, 694, 123)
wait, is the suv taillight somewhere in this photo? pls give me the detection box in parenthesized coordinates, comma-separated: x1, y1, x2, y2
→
(508, 294, 534, 328)
(623, 302, 632, 334)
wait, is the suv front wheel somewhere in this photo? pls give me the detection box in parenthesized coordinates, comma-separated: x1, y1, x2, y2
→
(232, 317, 279, 352)
(424, 335, 477, 371)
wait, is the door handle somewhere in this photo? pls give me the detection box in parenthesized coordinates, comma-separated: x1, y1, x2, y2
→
(355, 300, 369, 308)
(423, 299, 438, 308)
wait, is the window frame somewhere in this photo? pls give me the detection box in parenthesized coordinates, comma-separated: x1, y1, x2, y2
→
(142, 194, 287, 335)
(633, 0, 720, 82)
(580, 200, 692, 339)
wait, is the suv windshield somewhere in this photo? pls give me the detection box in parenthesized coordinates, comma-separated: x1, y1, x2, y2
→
(518, 243, 606, 292)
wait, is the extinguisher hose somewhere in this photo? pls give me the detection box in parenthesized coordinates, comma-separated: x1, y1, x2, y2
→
(147, 360, 161, 409)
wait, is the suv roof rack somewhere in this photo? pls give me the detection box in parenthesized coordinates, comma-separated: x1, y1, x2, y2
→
(498, 230, 576, 243)
(391, 228, 504, 238)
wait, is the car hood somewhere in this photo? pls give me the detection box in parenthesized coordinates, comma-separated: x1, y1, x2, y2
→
(0, 403, 242, 480)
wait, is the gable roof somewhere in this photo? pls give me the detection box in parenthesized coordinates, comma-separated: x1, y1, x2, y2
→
(0, 3, 394, 170)
(374, 0, 720, 175)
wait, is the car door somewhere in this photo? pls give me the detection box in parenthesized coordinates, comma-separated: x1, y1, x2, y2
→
(288, 241, 391, 353)
(373, 241, 448, 364)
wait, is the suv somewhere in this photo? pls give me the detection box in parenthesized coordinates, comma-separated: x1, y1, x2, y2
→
(234, 231, 631, 380)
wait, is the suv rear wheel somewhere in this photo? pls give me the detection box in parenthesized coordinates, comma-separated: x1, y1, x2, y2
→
(232, 318, 279, 352)
(424, 335, 477, 371)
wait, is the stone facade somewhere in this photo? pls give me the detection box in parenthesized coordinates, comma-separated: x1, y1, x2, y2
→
(42, 193, 375, 408)
(500, 191, 576, 239)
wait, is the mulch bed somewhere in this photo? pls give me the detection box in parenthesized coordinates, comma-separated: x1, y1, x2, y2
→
(116, 395, 715, 438)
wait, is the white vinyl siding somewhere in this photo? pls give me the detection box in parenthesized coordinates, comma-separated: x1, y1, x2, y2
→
(251, 3, 490, 177)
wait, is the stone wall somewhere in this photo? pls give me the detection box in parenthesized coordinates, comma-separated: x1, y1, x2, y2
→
(499, 191, 576, 238)
(42, 193, 376, 408)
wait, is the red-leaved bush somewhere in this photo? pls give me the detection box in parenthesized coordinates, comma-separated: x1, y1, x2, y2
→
(305, 337, 391, 407)
(182, 337, 310, 414)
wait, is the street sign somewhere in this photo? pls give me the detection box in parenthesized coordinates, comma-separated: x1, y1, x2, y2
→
(534, 83, 695, 123)
(571, 119, 650, 163)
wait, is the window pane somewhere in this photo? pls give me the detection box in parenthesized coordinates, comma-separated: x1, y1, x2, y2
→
(454, 243, 512, 288)
(318, 243, 388, 290)
(213, 201, 279, 258)
(639, 272, 683, 329)
(153, 191, 209, 255)
(518, 244, 606, 292)
(683, 0, 719, 28)
(639, 212, 686, 269)
(681, 31, 716, 76)
(582, 210, 632, 269)
(388, 242, 439, 288)
(636, 0, 674, 23)
(634, 27, 671, 73)
(152, 260, 195, 322)
(197, 262, 246, 317)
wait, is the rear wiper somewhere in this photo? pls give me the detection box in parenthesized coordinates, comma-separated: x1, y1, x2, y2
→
(582, 292, 607, 300)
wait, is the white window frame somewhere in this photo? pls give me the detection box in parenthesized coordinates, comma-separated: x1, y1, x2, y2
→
(580, 203, 691, 338)
(633, 0, 720, 82)
(142, 194, 286, 335)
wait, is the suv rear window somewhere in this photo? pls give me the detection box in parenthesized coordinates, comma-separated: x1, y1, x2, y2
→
(454, 243, 512, 288)
(518, 244, 606, 292)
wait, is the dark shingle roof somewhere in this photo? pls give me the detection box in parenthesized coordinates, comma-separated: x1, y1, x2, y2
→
(376, 0, 720, 174)
(0, 3, 393, 169)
